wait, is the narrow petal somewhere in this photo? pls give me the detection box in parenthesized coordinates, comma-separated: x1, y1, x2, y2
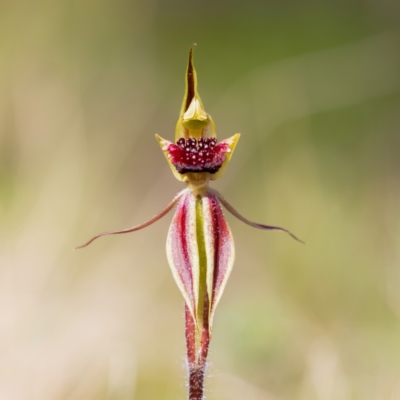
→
(75, 190, 186, 249)
(212, 189, 304, 243)
(202, 192, 235, 329)
(166, 192, 199, 321)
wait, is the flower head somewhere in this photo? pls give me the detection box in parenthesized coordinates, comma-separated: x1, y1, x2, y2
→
(156, 44, 240, 191)
(77, 45, 302, 400)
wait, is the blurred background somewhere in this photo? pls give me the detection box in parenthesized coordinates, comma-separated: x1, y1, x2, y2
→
(1, 0, 400, 399)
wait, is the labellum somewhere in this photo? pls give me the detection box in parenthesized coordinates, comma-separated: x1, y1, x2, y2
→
(77, 45, 302, 400)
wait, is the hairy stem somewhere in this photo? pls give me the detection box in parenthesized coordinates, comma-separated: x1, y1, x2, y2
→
(185, 302, 210, 400)
(188, 365, 206, 400)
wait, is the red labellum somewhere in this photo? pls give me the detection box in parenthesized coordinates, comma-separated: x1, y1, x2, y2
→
(167, 137, 231, 174)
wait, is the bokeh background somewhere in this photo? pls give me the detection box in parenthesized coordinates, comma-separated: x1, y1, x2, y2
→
(1, 0, 400, 399)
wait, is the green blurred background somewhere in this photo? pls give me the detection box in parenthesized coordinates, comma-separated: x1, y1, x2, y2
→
(1, 0, 400, 399)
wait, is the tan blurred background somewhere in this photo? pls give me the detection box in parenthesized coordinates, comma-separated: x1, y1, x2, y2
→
(1, 1, 400, 399)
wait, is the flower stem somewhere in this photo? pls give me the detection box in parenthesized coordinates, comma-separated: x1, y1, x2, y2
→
(185, 299, 210, 400)
(188, 365, 206, 400)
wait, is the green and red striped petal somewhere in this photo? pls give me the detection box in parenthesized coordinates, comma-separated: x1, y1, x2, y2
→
(202, 192, 235, 328)
(167, 190, 199, 321)
(166, 190, 235, 331)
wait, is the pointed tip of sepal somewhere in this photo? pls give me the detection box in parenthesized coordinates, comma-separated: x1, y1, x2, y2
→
(182, 44, 198, 115)
(175, 45, 214, 141)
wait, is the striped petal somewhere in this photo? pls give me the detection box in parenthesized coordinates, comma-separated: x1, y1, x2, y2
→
(202, 192, 235, 328)
(166, 191, 199, 321)
(166, 189, 235, 331)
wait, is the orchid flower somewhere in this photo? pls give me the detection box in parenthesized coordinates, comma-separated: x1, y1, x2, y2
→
(77, 45, 302, 400)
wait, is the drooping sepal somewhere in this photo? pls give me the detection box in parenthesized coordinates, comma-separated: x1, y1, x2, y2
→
(166, 190, 235, 332)
(202, 192, 235, 328)
(212, 188, 304, 243)
(75, 191, 185, 249)
(166, 190, 199, 321)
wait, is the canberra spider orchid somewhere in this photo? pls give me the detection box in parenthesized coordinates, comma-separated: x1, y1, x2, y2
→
(77, 45, 303, 400)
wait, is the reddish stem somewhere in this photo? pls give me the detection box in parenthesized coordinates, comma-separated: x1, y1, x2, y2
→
(188, 365, 206, 400)
(185, 298, 210, 400)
